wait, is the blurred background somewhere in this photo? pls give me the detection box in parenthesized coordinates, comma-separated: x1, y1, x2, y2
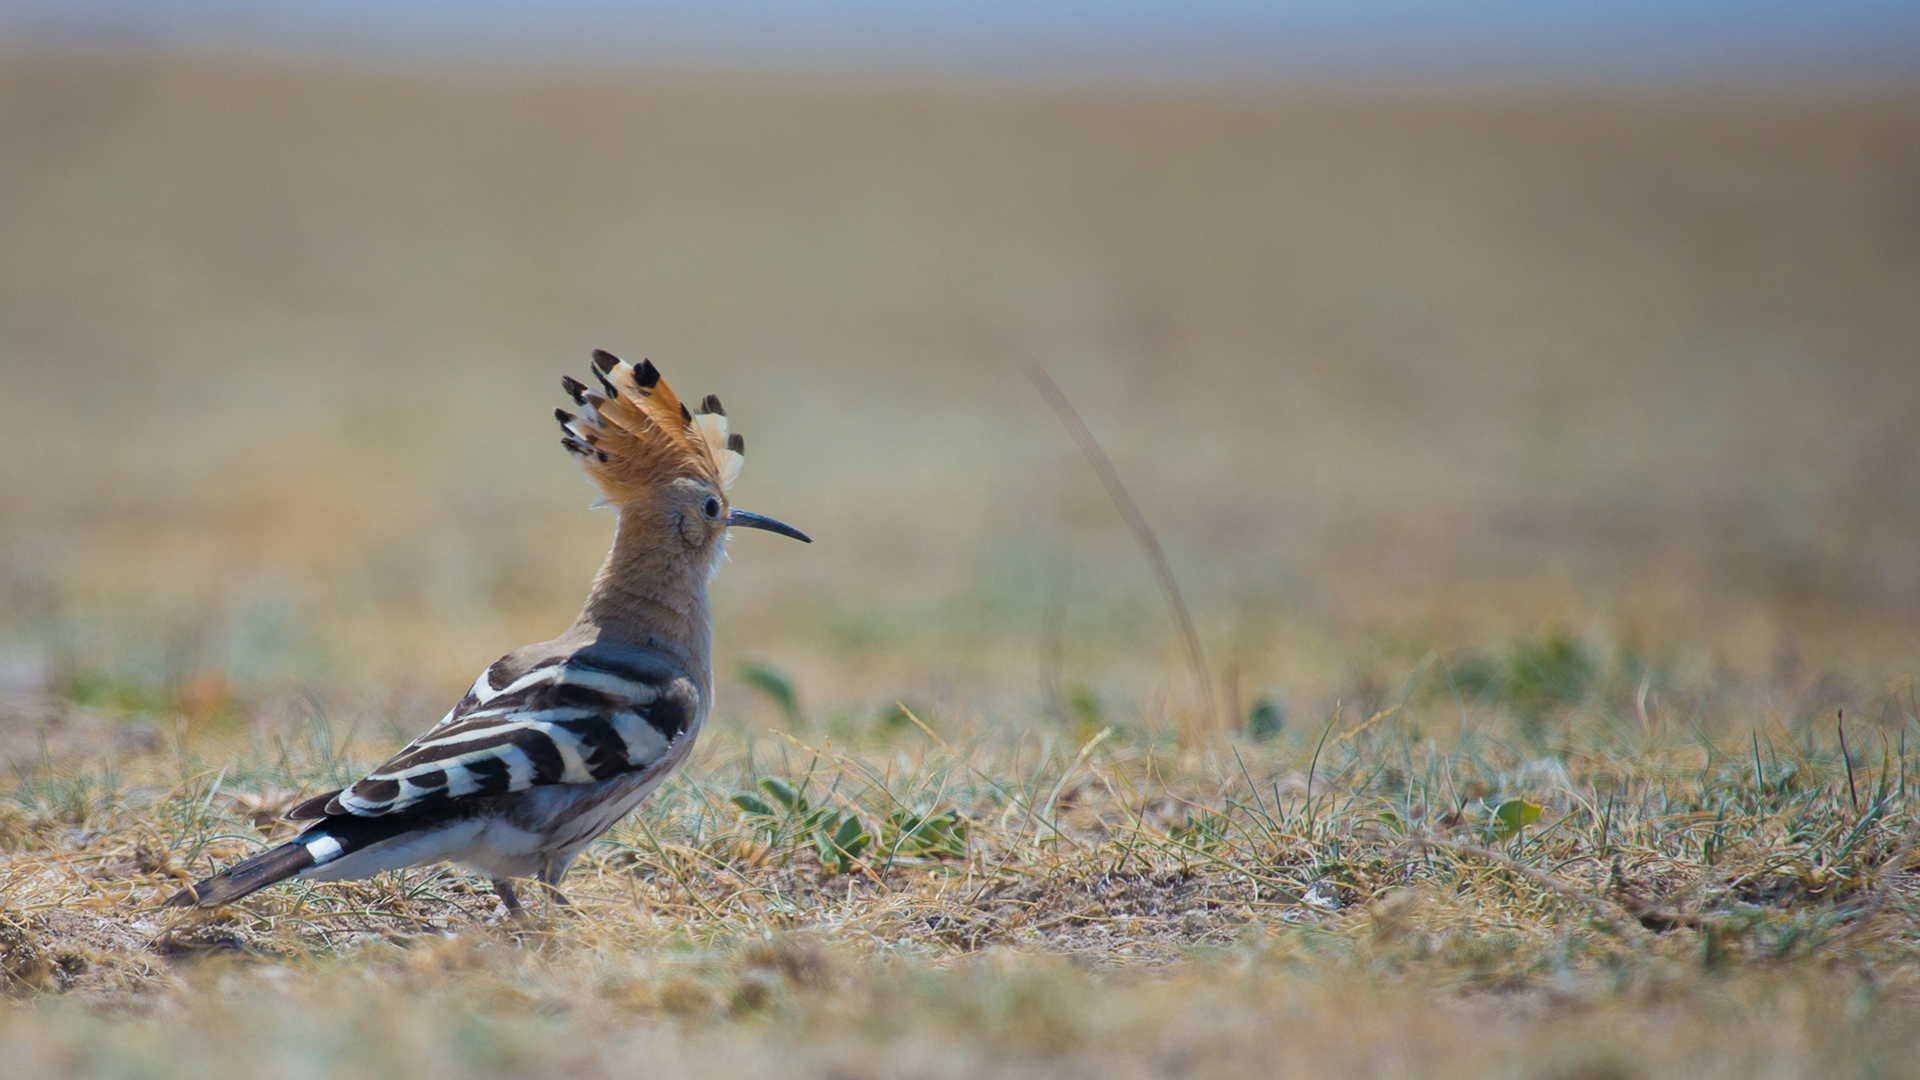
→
(1, 2, 1917, 757)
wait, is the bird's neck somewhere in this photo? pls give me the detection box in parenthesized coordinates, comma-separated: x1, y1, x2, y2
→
(572, 511, 715, 683)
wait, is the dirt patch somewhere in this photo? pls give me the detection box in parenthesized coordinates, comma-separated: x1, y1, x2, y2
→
(908, 869, 1263, 958)
(1, 907, 166, 1002)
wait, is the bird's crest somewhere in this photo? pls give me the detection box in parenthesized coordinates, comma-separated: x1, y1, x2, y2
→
(554, 350, 745, 504)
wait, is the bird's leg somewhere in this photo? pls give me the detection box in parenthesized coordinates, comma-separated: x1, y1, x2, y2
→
(537, 857, 574, 912)
(492, 878, 525, 918)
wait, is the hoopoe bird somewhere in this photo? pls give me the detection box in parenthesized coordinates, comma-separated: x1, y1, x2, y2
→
(165, 351, 808, 915)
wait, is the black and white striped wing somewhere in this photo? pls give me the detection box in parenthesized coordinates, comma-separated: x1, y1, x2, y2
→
(320, 652, 698, 818)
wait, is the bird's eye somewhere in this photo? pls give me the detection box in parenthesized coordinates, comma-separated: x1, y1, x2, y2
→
(702, 496, 722, 519)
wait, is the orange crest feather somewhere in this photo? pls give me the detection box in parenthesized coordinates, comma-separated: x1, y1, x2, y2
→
(554, 351, 745, 505)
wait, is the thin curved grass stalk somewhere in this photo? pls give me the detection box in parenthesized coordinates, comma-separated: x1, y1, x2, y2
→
(1025, 360, 1218, 743)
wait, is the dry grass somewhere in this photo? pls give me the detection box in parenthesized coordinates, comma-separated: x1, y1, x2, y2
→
(3, 52, 1920, 1077)
(6, 669, 1920, 1076)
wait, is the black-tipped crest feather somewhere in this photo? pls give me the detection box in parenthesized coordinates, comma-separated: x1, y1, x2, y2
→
(559, 351, 749, 508)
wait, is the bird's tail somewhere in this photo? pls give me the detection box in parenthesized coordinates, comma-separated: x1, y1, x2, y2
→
(164, 807, 435, 909)
(164, 837, 322, 909)
(164, 792, 453, 910)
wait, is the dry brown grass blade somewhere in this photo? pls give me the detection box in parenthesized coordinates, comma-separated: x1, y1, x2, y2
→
(1404, 832, 1653, 945)
(1024, 360, 1218, 744)
(1326, 705, 1401, 753)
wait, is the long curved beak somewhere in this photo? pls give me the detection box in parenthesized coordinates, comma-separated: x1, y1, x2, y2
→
(726, 509, 811, 543)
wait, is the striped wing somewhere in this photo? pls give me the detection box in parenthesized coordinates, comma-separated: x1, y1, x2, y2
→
(324, 650, 698, 818)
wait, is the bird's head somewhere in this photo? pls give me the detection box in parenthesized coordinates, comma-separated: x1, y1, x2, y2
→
(555, 350, 809, 574)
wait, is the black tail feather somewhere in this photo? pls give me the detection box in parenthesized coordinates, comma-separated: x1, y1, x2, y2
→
(164, 808, 464, 909)
(165, 841, 316, 909)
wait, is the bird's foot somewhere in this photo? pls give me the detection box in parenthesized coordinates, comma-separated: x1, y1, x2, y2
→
(492, 878, 532, 922)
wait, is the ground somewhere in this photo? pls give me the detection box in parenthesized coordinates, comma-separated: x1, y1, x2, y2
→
(6, 670, 1920, 1078)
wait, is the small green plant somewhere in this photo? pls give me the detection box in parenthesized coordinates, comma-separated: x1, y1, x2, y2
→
(1488, 797, 1543, 840)
(1065, 681, 1106, 742)
(63, 669, 171, 714)
(738, 659, 804, 727)
(877, 701, 931, 735)
(1505, 631, 1594, 709)
(1452, 630, 1596, 713)
(1245, 695, 1286, 740)
(881, 807, 969, 860)
(819, 814, 871, 874)
(1450, 630, 1598, 745)
(733, 776, 871, 874)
